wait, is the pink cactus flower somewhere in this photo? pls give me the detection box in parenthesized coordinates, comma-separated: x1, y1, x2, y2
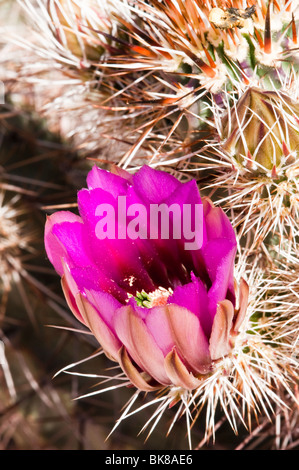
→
(44, 165, 248, 391)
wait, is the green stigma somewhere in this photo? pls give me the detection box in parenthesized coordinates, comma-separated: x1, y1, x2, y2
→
(127, 287, 173, 308)
(134, 290, 152, 308)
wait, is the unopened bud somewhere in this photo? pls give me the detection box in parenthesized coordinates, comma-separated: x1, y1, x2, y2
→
(221, 87, 299, 172)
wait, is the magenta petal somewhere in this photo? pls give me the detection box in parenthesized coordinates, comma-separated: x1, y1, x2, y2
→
(202, 239, 237, 322)
(132, 165, 181, 204)
(124, 181, 198, 286)
(86, 165, 131, 197)
(168, 273, 211, 336)
(69, 265, 128, 304)
(44, 211, 83, 275)
(77, 187, 156, 293)
(83, 288, 122, 331)
(162, 180, 205, 272)
(52, 220, 94, 270)
(203, 198, 236, 243)
(77, 188, 122, 275)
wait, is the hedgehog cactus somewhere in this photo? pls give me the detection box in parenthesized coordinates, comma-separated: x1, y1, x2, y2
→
(1, 0, 299, 450)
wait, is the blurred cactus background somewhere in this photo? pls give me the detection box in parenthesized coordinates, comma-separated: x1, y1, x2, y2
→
(0, 0, 298, 450)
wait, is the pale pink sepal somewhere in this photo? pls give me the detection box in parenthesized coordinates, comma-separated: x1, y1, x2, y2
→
(60, 260, 84, 324)
(119, 346, 161, 392)
(209, 300, 234, 360)
(164, 348, 202, 390)
(233, 278, 249, 333)
(114, 306, 171, 386)
(76, 293, 121, 362)
(61, 276, 84, 324)
(165, 305, 211, 374)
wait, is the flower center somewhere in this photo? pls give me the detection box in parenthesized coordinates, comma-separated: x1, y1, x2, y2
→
(133, 287, 173, 308)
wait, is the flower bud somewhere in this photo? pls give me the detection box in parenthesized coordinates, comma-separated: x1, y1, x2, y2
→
(221, 87, 299, 172)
